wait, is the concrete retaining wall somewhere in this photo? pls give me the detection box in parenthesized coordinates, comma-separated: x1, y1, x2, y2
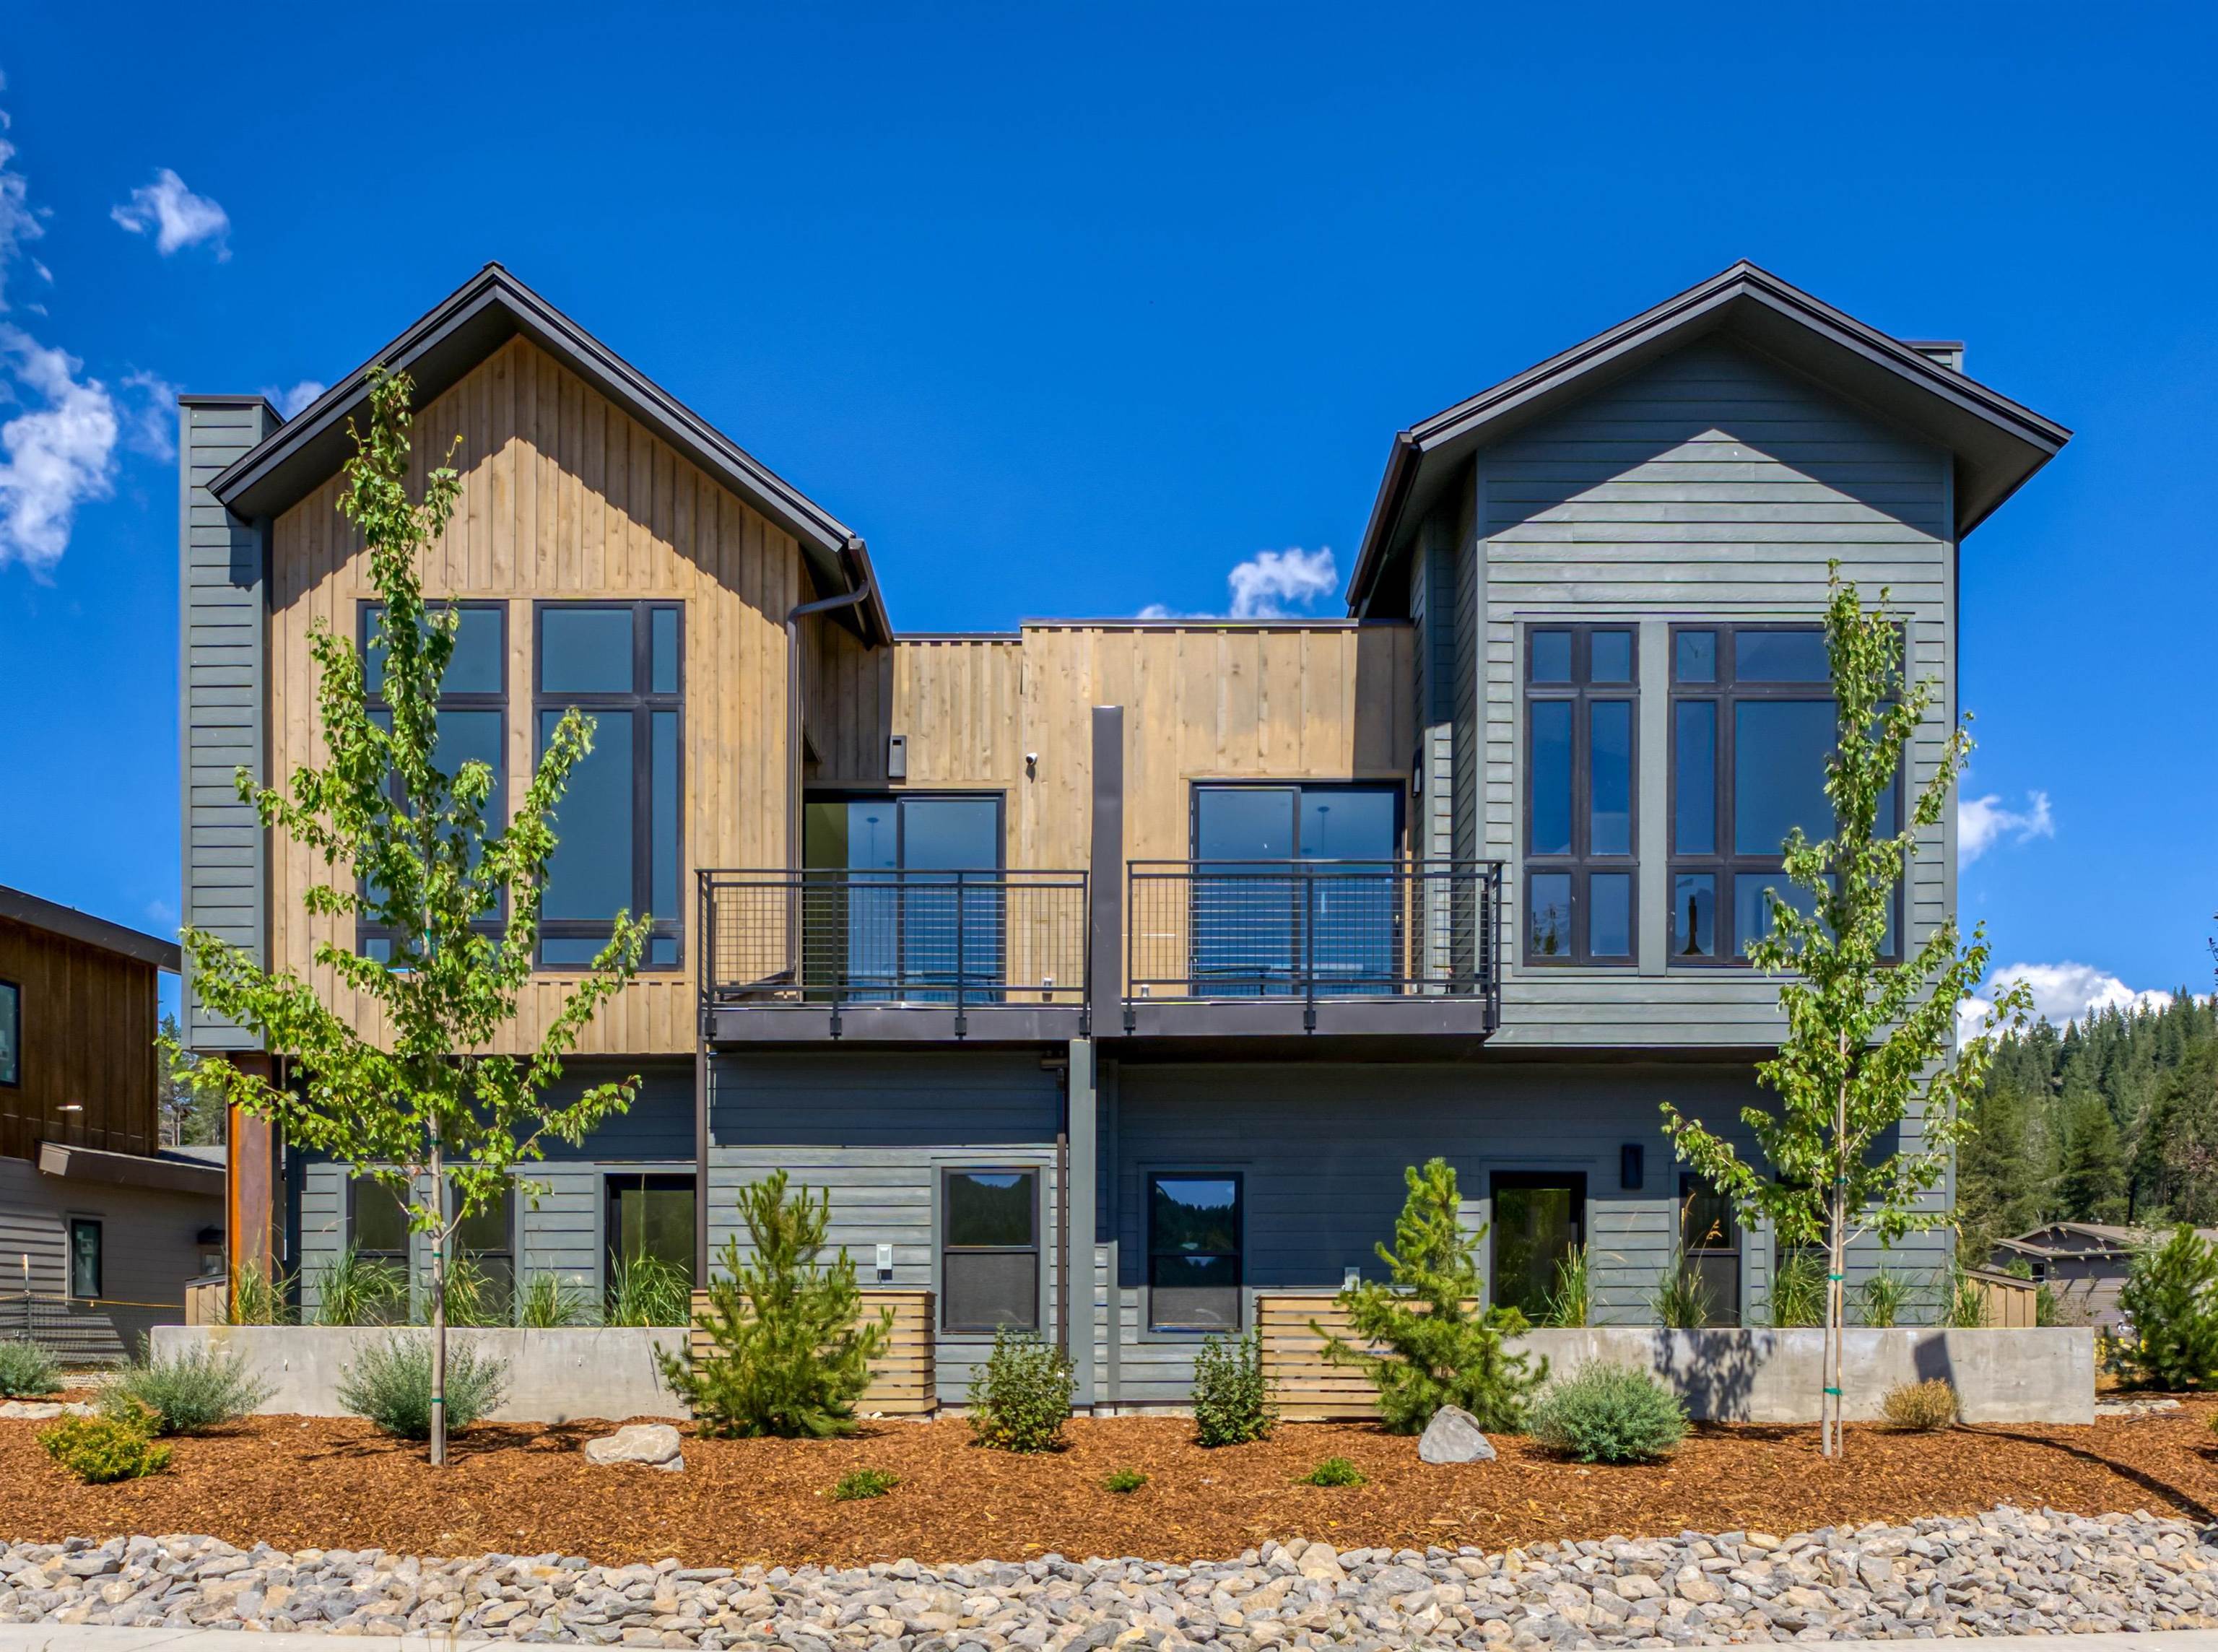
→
(1513, 1327, 2092, 1424)
(149, 1326, 688, 1423)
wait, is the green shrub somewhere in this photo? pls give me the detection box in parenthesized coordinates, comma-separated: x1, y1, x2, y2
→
(967, 1326, 1075, 1452)
(0, 1339, 61, 1398)
(606, 1253, 692, 1327)
(310, 1246, 407, 1326)
(336, 1334, 509, 1438)
(1768, 1249, 1826, 1328)
(2119, 1225, 2218, 1389)
(40, 1405, 170, 1483)
(1302, 1456, 1365, 1487)
(1856, 1268, 1917, 1328)
(1103, 1466, 1147, 1493)
(1651, 1253, 1713, 1329)
(1191, 1329, 1275, 1446)
(1542, 1245, 1591, 1328)
(831, 1468, 898, 1500)
(1881, 1378, 1957, 1430)
(227, 1259, 296, 1326)
(515, 1272, 593, 1328)
(1318, 1157, 1544, 1433)
(438, 1252, 508, 1327)
(105, 1342, 271, 1434)
(657, 1173, 889, 1438)
(1529, 1361, 1688, 1464)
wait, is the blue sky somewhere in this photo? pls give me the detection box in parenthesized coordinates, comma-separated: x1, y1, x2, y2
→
(1, 2, 2212, 1025)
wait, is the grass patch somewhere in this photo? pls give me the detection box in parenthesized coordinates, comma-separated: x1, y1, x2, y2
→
(1301, 1456, 1365, 1487)
(832, 1468, 899, 1501)
(1102, 1466, 1147, 1493)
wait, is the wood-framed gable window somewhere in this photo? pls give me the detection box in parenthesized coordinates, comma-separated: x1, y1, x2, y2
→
(1522, 624, 1636, 965)
(0, 977, 18, 1087)
(534, 601, 684, 970)
(356, 600, 509, 962)
(1666, 623, 1900, 965)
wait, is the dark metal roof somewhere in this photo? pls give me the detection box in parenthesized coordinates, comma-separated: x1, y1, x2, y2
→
(0, 885, 181, 971)
(206, 263, 891, 645)
(1346, 261, 2072, 614)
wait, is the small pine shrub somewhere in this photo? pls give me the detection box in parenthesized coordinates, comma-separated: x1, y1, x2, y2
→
(1103, 1466, 1147, 1493)
(967, 1327, 1075, 1452)
(336, 1334, 509, 1438)
(831, 1468, 898, 1500)
(1191, 1329, 1276, 1446)
(1302, 1456, 1365, 1487)
(2119, 1225, 2218, 1390)
(40, 1404, 170, 1483)
(105, 1343, 271, 1434)
(0, 1339, 61, 1398)
(1529, 1361, 1688, 1464)
(1881, 1378, 1958, 1431)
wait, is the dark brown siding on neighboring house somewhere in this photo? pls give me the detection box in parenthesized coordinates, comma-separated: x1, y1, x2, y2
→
(0, 917, 161, 1163)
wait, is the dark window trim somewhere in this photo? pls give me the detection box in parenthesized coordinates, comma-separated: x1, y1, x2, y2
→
(0, 977, 19, 1089)
(66, 1215, 103, 1300)
(355, 599, 511, 960)
(602, 1170, 698, 1299)
(802, 790, 1009, 869)
(531, 599, 686, 971)
(1666, 623, 1900, 968)
(1488, 1169, 1588, 1313)
(347, 1173, 413, 1266)
(1144, 1169, 1246, 1335)
(939, 1165, 1042, 1334)
(1521, 625, 1638, 966)
(1186, 780, 1409, 862)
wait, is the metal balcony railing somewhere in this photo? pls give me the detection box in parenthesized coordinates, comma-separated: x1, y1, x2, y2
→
(1126, 858, 1503, 1023)
(699, 868, 1090, 1027)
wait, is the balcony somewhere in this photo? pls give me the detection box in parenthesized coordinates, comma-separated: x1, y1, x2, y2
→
(1122, 859, 1503, 1039)
(698, 868, 1091, 1041)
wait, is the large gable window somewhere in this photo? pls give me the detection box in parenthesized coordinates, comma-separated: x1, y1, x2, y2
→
(1522, 625, 1636, 965)
(535, 602, 684, 969)
(1668, 625, 1899, 964)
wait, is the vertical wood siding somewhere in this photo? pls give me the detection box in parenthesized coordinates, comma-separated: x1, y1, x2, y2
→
(0, 921, 162, 1162)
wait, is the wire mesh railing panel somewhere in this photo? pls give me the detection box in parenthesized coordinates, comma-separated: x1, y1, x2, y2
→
(701, 869, 1090, 1011)
(1126, 859, 1502, 1014)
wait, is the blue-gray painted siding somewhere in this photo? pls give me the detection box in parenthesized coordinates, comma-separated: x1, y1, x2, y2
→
(180, 399, 280, 1051)
(1469, 338, 1956, 1049)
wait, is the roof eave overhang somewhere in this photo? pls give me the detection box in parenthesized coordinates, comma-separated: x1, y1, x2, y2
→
(38, 1141, 225, 1198)
(1346, 262, 2071, 614)
(209, 264, 890, 645)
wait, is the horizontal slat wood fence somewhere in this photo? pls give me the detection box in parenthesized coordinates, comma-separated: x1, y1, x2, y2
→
(1258, 1292, 1477, 1422)
(687, 1287, 936, 1415)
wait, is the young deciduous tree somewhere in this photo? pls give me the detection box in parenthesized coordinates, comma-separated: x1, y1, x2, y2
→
(178, 367, 646, 1465)
(1662, 573, 2026, 1456)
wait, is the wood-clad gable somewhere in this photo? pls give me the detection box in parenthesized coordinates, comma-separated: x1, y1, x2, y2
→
(0, 919, 162, 1163)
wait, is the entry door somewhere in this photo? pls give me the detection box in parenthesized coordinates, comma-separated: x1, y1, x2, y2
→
(1491, 1172, 1587, 1321)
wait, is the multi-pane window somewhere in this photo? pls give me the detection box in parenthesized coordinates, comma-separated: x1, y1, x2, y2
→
(449, 1176, 516, 1315)
(941, 1168, 1040, 1332)
(358, 602, 508, 962)
(535, 602, 684, 969)
(1147, 1173, 1243, 1331)
(1523, 626, 1636, 964)
(0, 978, 18, 1086)
(67, 1217, 101, 1300)
(1668, 625, 1900, 964)
(347, 1175, 412, 1323)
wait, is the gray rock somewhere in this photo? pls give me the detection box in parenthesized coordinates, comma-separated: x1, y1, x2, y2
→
(1417, 1404, 1497, 1464)
(583, 1424, 685, 1471)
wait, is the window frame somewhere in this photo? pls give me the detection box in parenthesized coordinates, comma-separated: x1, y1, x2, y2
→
(1488, 1169, 1588, 1321)
(802, 791, 1009, 871)
(347, 1174, 412, 1267)
(1186, 781, 1406, 863)
(1666, 622, 1900, 968)
(1144, 1169, 1246, 1334)
(355, 599, 510, 962)
(1521, 625, 1639, 967)
(0, 977, 19, 1088)
(603, 1171, 698, 1299)
(66, 1215, 103, 1300)
(532, 599, 686, 971)
(937, 1165, 1042, 1334)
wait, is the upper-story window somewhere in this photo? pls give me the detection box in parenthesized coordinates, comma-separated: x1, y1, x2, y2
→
(802, 794, 1004, 1000)
(0, 978, 18, 1086)
(535, 602, 684, 970)
(358, 602, 508, 963)
(1668, 625, 1899, 965)
(1523, 625, 1636, 965)
(1190, 783, 1402, 996)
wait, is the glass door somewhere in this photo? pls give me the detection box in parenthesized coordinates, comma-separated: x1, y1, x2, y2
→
(1190, 785, 1401, 996)
(1491, 1172, 1586, 1322)
(803, 795, 1002, 1001)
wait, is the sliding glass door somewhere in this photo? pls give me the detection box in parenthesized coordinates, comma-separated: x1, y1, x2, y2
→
(802, 795, 1003, 1001)
(1190, 785, 1400, 996)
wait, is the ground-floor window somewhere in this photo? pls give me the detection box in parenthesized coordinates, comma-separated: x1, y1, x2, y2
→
(605, 1173, 696, 1305)
(1679, 1173, 1741, 1326)
(1147, 1173, 1243, 1332)
(449, 1178, 516, 1316)
(941, 1168, 1039, 1332)
(66, 1216, 101, 1300)
(1491, 1172, 1586, 1321)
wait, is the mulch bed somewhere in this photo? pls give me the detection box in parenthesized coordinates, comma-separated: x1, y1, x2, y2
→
(6, 1403, 2218, 1570)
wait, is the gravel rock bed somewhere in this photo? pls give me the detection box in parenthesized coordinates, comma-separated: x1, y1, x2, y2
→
(3, 1507, 2214, 1648)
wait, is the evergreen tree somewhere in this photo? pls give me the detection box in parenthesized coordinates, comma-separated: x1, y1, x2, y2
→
(2054, 1093, 2128, 1222)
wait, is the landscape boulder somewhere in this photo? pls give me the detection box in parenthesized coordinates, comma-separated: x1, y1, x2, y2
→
(1417, 1403, 1496, 1464)
(583, 1422, 684, 1471)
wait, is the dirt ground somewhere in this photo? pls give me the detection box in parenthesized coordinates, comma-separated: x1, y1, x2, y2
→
(6, 1403, 2217, 1570)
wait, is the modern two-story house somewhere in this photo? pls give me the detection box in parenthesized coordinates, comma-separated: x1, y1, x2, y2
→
(178, 260, 2066, 1406)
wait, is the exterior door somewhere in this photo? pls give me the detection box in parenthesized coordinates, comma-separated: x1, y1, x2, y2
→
(1491, 1171, 1586, 1321)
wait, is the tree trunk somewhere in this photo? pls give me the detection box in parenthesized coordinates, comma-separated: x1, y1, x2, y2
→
(1825, 1070, 1850, 1458)
(429, 1139, 448, 1469)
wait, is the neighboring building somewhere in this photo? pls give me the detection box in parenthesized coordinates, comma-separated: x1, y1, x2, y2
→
(1991, 1222, 2212, 1331)
(178, 260, 2067, 1404)
(0, 886, 225, 1360)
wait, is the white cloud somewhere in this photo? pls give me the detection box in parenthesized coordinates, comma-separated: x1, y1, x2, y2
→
(120, 369, 178, 461)
(1958, 960, 2180, 1043)
(1228, 545, 1337, 618)
(256, 378, 325, 419)
(0, 134, 41, 311)
(1959, 789, 2053, 864)
(110, 168, 230, 258)
(0, 325, 119, 573)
